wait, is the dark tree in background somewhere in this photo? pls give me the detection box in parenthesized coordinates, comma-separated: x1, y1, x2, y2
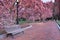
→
(54, 0, 60, 20)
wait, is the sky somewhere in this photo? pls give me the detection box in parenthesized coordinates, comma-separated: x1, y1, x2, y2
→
(41, 0, 55, 3)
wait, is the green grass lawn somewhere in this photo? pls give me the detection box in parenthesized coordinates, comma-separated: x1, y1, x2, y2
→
(19, 21, 27, 24)
(56, 20, 60, 25)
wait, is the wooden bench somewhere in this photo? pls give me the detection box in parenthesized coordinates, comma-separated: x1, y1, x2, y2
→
(4, 25, 32, 37)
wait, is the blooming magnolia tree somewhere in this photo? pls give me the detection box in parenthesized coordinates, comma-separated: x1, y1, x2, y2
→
(0, 0, 53, 25)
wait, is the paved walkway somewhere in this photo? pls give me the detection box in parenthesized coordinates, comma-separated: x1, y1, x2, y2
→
(1, 21, 60, 40)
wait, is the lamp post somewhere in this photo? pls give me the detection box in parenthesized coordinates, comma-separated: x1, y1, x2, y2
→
(16, 0, 19, 24)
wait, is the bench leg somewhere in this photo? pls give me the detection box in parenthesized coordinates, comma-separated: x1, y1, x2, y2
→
(22, 31, 24, 34)
(6, 33, 14, 38)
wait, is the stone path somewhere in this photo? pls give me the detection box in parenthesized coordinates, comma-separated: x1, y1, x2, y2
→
(1, 21, 60, 40)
